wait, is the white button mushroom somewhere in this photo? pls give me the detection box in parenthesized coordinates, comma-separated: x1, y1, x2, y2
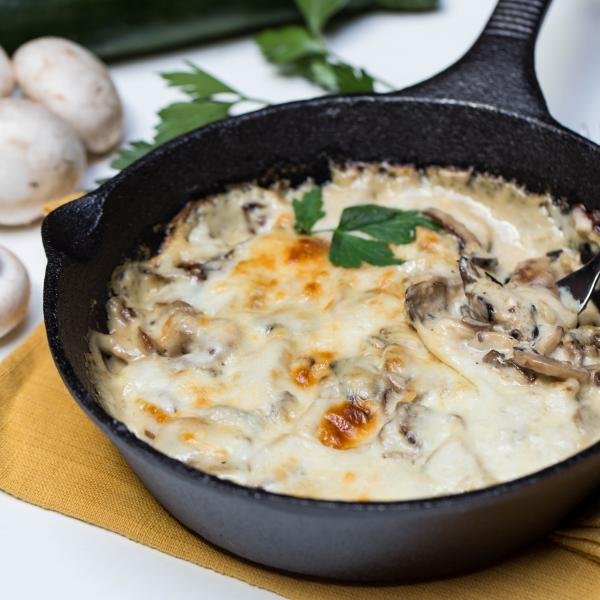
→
(0, 46, 14, 97)
(13, 37, 123, 154)
(0, 245, 30, 338)
(0, 98, 86, 225)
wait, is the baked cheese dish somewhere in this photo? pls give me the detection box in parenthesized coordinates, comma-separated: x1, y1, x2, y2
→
(90, 164, 600, 501)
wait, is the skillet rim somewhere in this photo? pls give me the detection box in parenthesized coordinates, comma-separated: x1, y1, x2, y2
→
(43, 92, 600, 512)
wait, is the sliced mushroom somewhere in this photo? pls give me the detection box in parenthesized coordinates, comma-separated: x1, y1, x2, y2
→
(458, 255, 483, 286)
(459, 256, 551, 342)
(242, 202, 267, 234)
(380, 404, 464, 462)
(459, 257, 497, 324)
(405, 278, 448, 321)
(158, 308, 201, 357)
(177, 249, 234, 282)
(483, 350, 536, 382)
(509, 257, 556, 289)
(423, 208, 481, 249)
(94, 333, 145, 362)
(465, 294, 495, 324)
(470, 256, 498, 270)
(546, 249, 563, 261)
(561, 335, 586, 366)
(534, 325, 564, 356)
(470, 330, 516, 352)
(156, 305, 239, 363)
(512, 349, 589, 383)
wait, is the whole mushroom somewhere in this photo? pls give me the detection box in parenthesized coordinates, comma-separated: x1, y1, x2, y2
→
(13, 37, 123, 154)
(0, 98, 86, 225)
(0, 245, 30, 338)
(0, 46, 14, 97)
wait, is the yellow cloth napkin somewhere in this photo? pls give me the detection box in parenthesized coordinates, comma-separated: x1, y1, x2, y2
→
(1, 326, 599, 599)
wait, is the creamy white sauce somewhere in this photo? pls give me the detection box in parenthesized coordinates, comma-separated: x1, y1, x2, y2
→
(90, 164, 600, 501)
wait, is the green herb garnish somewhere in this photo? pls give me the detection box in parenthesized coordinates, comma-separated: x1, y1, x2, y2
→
(110, 63, 268, 171)
(292, 187, 440, 268)
(293, 188, 327, 234)
(256, 0, 386, 93)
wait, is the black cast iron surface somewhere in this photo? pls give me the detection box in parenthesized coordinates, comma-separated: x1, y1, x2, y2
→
(42, 0, 600, 581)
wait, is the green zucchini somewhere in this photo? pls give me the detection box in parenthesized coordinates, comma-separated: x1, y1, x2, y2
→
(0, 0, 437, 61)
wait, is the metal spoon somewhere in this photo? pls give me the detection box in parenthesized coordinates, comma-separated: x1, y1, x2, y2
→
(558, 252, 600, 313)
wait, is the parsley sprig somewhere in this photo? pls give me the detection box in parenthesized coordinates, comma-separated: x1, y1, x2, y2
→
(111, 63, 269, 170)
(256, 0, 383, 93)
(293, 187, 439, 268)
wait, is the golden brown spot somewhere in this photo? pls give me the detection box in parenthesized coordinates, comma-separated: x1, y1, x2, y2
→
(318, 401, 379, 450)
(293, 365, 310, 386)
(178, 382, 222, 407)
(290, 352, 334, 388)
(140, 401, 172, 423)
(181, 432, 196, 443)
(417, 229, 440, 250)
(287, 237, 328, 263)
(343, 471, 356, 483)
(234, 253, 276, 275)
(303, 281, 321, 297)
(194, 389, 210, 408)
(385, 356, 404, 372)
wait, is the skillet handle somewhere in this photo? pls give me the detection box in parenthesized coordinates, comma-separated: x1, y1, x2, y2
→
(398, 0, 553, 121)
(42, 190, 105, 261)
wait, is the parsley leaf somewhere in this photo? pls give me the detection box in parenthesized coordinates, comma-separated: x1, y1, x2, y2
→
(161, 62, 236, 99)
(256, 1, 387, 94)
(154, 101, 231, 144)
(338, 205, 440, 244)
(293, 188, 326, 234)
(295, 0, 348, 36)
(338, 204, 398, 230)
(110, 140, 156, 170)
(256, 26, 324, 64)
(308, 57, 375, 93)
(110, 64, 269, 172)
(330, 231, 403, 268)
(359, 211, 440, 243)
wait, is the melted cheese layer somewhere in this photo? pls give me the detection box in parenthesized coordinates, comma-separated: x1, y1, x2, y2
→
(90, 164, 600, 501)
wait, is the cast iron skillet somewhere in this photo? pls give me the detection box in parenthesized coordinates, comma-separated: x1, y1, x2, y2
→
(43, 0, 600, 582)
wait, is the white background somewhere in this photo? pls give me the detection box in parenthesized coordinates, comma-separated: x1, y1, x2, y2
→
(1, 0, 600, 597)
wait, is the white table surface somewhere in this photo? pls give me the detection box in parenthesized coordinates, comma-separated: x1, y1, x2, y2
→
(2, 0, 600, 597)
